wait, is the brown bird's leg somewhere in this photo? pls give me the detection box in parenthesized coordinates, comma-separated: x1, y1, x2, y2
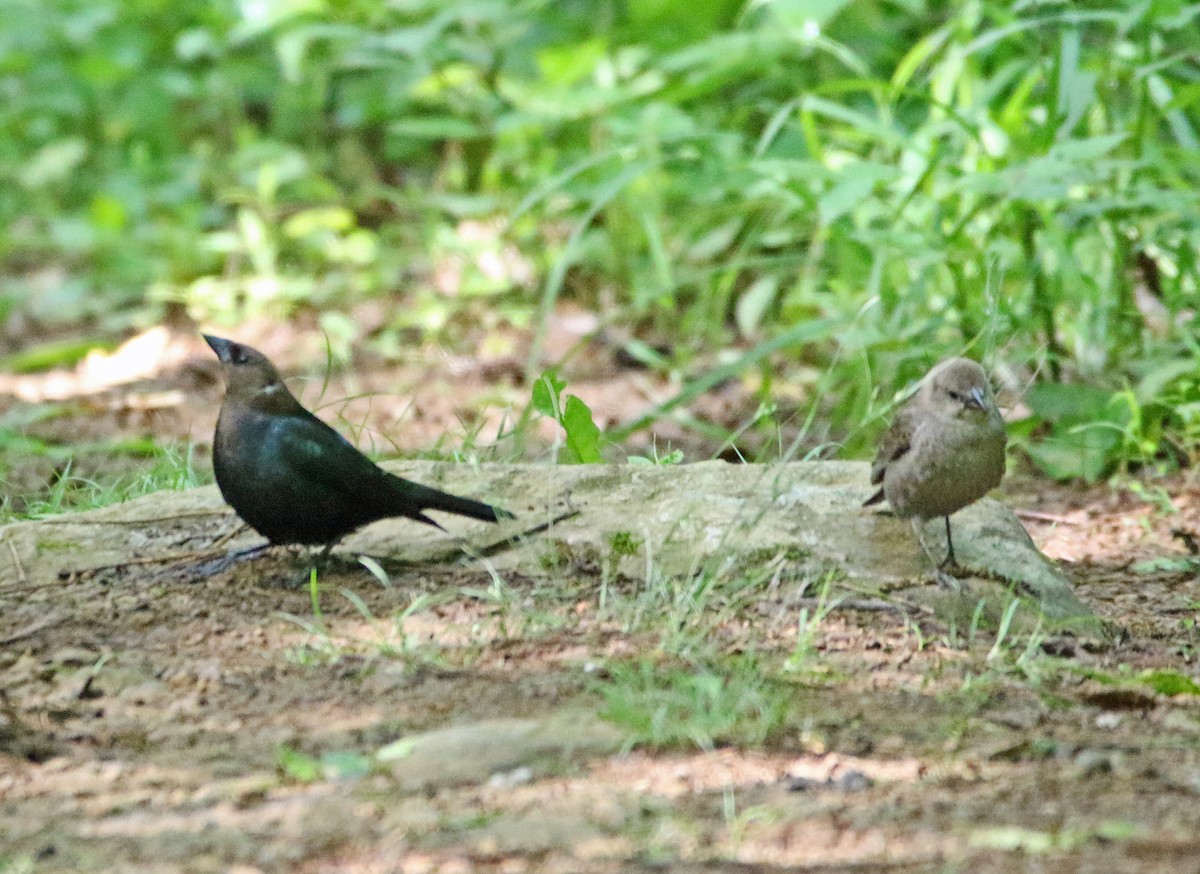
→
(910, 517, 960, 590)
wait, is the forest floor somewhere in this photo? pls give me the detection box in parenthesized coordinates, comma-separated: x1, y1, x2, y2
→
(4, 320, 1200, 873)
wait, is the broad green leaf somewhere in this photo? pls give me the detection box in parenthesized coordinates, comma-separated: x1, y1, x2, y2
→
(562, 394, 604, 463)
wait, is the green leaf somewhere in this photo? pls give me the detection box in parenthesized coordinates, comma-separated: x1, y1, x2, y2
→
(1132, 556, 1199, 574)
(1023, 384, 1132, 481)
(537, 38, 607, 86)
(819, 164, 897, 226)
(1025, 429, 1119, 482)
(562, 394, 604, 464)
(735, 275, 779, 337)
(1025, 384, 1108, 427)
(319, 750, 373, 779)
(767, 0, 853, 29)
(389, 116, 484, 140)
(277, 747, 322, 783)
(0, 338, 115, 373)
(376, 738, 417, 761)
(1140, 670, 1200, 696)
(531, 369, 566, 419)
(686, 219, 743, 262)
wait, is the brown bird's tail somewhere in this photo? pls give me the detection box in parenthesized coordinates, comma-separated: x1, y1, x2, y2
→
(387, 475, 513, 529)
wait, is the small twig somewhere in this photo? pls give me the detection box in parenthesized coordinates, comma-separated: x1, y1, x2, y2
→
(6, 538, 27, 586)
(400, 508, 583, 567)
(36, 510, 232, 527)
(57, 545, 241, 582)
(469, 509, 582, 559)
(211, 522, 251, 551)
(1014, 509, 1082, 525)
(836, 581, 937, 616)
(40, 522, 252, 586)
(0, 611, 68, 646)
(793, 597, 922, 614)
(0, 580, 90, 597)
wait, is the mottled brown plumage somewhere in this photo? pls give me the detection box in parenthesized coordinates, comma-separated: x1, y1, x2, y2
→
(205, 335, 510, 556)
(865, 357, 1007, 584)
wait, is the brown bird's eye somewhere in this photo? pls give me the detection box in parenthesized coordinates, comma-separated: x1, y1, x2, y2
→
(232, 346, 249, 365)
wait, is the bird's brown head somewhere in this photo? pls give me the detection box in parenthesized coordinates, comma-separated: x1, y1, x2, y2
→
(203, 334, 288, 404)
(921, 357, 998, 421)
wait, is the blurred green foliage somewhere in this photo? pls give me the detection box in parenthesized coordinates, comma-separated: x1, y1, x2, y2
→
(3, 0, 1200, 477)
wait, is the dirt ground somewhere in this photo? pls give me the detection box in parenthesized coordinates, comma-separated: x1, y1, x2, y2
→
(4, 323, 1200, 873)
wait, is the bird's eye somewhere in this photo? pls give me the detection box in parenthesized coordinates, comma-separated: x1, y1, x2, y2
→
(232, 347, 248, 365)
(947, 389, 964, 403)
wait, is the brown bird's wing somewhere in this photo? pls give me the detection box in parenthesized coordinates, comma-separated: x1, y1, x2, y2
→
(864, 405, 917, 505)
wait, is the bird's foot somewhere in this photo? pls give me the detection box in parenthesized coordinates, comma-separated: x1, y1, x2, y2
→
(193, 541, 273, 578)
(231, 542, 273, 563)
(281, 544, 357, 589)
(932, 567, 961, 591)
(287, 566, 320, 590)
(938, 555, 965, 576)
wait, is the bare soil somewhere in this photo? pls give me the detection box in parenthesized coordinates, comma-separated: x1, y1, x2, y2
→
(4, 323, 1200, 873)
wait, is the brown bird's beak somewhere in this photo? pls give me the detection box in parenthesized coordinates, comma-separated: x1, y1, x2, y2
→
(203, 334, 234, 363)
(966, 386, 987, 411)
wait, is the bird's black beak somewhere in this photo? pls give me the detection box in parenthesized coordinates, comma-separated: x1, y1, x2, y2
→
(966, 386, 987, 411)
(203, 334, 233, 363)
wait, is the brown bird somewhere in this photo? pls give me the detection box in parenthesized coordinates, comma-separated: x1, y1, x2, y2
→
(204, 334, 510, 561)
(865, 357, 1007, 586)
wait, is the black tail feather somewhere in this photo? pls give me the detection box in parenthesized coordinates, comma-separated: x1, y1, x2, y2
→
(389, 475, 511, 524)
(414, 511, 447, 531)
(423, 489, 509, 523)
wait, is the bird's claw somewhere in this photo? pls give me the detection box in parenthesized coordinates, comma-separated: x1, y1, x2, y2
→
(938, 555, 964, 576)
(933, 568, 961, 590)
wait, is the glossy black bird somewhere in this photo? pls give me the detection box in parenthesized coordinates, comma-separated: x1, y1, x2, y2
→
(204, 334, 509, 557)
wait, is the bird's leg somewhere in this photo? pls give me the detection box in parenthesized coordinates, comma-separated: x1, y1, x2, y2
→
(911, 517, 960, 591)
(938, 516, 967, 576)
(287, 541, 337, 589)
(193, 540, 273, 578)
(941, 516, 955, 567)
(909, 517, 943, 569)
(229, 542, 273, 562)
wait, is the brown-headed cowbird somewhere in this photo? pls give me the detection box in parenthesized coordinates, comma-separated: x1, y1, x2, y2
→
(204, 334, 510, 558)
(865, 357, 1007, 586)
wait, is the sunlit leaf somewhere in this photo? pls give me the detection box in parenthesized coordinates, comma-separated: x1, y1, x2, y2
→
(562, 394, 604, 464)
